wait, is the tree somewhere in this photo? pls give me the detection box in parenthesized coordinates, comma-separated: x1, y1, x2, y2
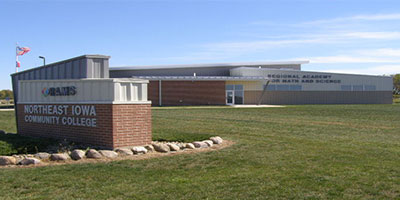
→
(0, 90, 13, 99)
(394, 74, 400, 95)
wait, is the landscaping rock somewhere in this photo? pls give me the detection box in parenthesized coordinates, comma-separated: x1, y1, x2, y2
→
(152, 143, 170, 153)
(167, 143, 180, 151)
(115, 148, 133, 156)
(86, 149, 102, 159)
(70, 150, 86, 160)
(0, 156, 17, 166)
(18, 158, 41, 165)
(204, 140, 214, 147)
(177, 143, 185, 149)
(210, 136, 223, 144)
(132, 146, 148, 154)
(34, 152, 51, 160)
(185, 143, 195, 149)
(99, 150, 118, 158)
(145, 145, 155, 152)
(50, 153, 70, 161)
(192, 141, 208, 148)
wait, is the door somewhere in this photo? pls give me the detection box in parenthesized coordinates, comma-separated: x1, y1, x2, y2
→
(226, 90, 234, 105)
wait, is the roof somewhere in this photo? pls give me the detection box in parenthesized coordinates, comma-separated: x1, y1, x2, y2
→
(131, 76, 269, 81)
(11, 54, 110, 76)
(111, 61, 309, 71)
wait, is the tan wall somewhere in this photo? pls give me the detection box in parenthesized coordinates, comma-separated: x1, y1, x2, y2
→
(244, 91, 393, 105)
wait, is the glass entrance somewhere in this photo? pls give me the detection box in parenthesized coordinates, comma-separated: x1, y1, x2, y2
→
(225, 84, 244, 105)
(226, 90, 234, 105)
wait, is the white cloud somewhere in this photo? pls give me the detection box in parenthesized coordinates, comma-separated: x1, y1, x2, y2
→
(297, 55, 400, 64)
(343, 32, 400, 39)
(300, 13, 400, 26)
(356, 48, 400, 57)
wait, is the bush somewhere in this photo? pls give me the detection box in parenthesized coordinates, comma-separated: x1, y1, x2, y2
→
(0, 133, 56, 156)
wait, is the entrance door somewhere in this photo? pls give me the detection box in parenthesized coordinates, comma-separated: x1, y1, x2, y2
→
(226, 90, 234, 105)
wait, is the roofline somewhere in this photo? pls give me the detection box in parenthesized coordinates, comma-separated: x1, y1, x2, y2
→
(11, 54, 111, 76)
(111, 61, 309, 71)
(131, 76, 269, 81)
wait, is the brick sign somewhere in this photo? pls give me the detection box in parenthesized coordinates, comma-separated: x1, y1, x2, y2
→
(16, 79, 152, 149)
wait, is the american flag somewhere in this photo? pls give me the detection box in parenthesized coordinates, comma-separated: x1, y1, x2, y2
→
(15, 45, 30, 72)
(16, 46, 30, 56)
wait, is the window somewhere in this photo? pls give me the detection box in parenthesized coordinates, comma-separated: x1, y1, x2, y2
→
(353, 85, 363, 91)
(276, 85, 290, 91)
(226, 85, 234, 90)
(289, 85, 302, 91)
(265, 84, 302, 91)
(225, 84, 244, 105)
(234, 90, 244, 104)
(341, 85, 352, 91)
(234, 85, 243, 90)
(364, 85, 376, 91)
(266, 85, 276, 91)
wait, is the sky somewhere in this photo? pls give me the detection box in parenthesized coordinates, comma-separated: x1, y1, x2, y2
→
(1, 0, 400, 90)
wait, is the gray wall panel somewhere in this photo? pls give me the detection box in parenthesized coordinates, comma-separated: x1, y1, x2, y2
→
(66, 61, 72, 79)
(244, 91, 393, 105)
(59, 63, 66, 79)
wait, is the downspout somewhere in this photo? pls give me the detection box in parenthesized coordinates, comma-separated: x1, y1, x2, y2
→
(257, 80, 270, 105)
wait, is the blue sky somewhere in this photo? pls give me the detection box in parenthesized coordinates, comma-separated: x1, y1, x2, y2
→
(1, 0, 400, 89)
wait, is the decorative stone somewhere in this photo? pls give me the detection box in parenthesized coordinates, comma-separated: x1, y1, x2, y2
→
(145, 145, 155, 152)
(99, 150, 118, 158)
(185, 143, 196, 149)
(0, 156, 17, 166)
(70, 150, 86, 160)
(152, 143, 170, 153)
(34, 152, 51, 160)
(204, 140, 214, 147)
(177, 143, 185, 149)
(18, 158, 41, 165)
(86, 149, 103, 159)
(50, 153, 70, 161)
(210, 136, 223, 144)
(167, 143, 180, 151)
(132, 146, 148, 154)
(115, 148, 133, 156)
(192, 141, 208, 148)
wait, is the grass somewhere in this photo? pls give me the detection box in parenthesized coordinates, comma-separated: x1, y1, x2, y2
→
(0, 104, 400, 199)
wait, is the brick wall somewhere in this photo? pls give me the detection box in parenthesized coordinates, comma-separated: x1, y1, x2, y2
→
(17, 104, 152, 149)
(148, 80, 226, 106)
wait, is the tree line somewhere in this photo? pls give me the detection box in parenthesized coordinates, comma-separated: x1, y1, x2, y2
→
(394, 74, 400, 95)
(0, 90, 13, 99)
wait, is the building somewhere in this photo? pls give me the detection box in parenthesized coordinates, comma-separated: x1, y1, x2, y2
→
(110, 61, 393, 105)
(11, 55, 393, 107)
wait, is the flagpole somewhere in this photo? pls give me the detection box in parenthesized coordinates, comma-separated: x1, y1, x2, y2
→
(15, 44, 18, 73)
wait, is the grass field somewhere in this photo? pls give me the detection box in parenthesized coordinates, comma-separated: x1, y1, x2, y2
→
(1, 104, 400, 199)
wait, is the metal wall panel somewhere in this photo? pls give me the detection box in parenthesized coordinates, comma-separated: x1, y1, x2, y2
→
(244, 91, 393, 105)
(231, 68, 393, 91)
(18, 78, 149, 104)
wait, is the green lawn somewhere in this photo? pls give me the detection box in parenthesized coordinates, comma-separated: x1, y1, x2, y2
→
(1, 104, 400, 199)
